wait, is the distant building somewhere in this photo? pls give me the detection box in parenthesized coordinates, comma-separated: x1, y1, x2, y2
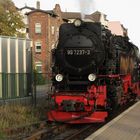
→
(86, 11, 108, 26)
(18, 5, 36, 38)
(62, 11, 108, 25)
(62, 11, 127, 36)
(107, 21, 128, 36)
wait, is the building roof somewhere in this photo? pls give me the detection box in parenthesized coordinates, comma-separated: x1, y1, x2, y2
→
(90, 11, 102, 22)
(61, 11, 105, 22)
(19, 3, 105, 23)
(26, 9, 57, 17)
(19, 6, 36, 11)
(62, 12, 81, 19)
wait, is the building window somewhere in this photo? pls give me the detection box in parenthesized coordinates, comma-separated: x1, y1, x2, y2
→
(51, 26, 55, 35)
(35, 23, 41, 33)
(51, 43, 55, 49)
(35, 62, 42, 73)
(24, 15, 28, 24)
(56, 27, 59, 39)
(35, 42, 41, 53)
(56, 27, 59, 32)
(26, 28, 29, 33)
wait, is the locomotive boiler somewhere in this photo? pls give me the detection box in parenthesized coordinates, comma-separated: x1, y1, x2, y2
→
(47, 19, 140, 123)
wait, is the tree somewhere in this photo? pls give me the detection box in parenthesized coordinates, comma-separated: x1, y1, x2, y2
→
(0, 0, 25, 37)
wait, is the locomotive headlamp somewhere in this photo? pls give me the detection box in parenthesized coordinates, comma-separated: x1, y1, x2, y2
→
(74, 19, 82, 27)
(55, 74, 63, 82)
(88, 74, 96, 81)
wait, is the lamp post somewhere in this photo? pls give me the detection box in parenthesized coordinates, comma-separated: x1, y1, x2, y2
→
(30, 41, 36, 106)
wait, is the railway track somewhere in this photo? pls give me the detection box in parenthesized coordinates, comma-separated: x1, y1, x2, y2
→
(24, 123, 70, 140)
(23, 100, 138, 140)
(55, 102, 138, 140)
(52, 124, 102, 140)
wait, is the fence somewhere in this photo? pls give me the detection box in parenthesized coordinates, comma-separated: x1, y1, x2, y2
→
(34, 72, 52, 94)
(0, 72, 52, 105)
(0, 36, 32, 105)
(0, 73, 32, 105)
(31, 72, 52, 106)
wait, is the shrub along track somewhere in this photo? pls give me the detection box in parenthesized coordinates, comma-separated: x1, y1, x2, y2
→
(0, 121, 42, 140)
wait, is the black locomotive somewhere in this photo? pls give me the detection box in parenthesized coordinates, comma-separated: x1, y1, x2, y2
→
(52, 19, 139, 91)
(48, 19, 140, 123)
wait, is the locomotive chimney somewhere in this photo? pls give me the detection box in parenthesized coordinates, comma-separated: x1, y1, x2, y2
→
(36, 1, 40, 9)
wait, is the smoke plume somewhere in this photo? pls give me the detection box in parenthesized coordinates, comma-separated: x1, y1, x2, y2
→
(78, 0, 95, 19)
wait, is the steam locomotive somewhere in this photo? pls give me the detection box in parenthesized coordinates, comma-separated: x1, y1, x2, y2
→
(47, 19, 140, 123)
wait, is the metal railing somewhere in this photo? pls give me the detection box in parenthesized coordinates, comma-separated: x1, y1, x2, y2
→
(0, 73, 32, 105)
(33, 72, 52, 105)
(0, 72, 52, 105)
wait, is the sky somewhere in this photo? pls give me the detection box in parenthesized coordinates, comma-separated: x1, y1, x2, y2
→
(12, 0, 140, 48)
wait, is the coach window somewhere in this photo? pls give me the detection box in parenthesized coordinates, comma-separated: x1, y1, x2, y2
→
(35, 62, 42, 73)
(35, 42, 41, 53)
(35, 23, 41, 34)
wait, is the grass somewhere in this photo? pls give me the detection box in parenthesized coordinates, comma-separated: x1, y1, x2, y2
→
(0, 104, 43, 138)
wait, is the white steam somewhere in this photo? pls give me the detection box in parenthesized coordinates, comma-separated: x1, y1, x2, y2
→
(78, 0, 95, 19)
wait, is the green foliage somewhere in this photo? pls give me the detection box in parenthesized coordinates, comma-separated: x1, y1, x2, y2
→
(0, 0, 25, 37)
(0, 131, 6, 139)
(33, 69, 46, 85)
(36, 73, 46, 85)
(0, 104, 47, 138)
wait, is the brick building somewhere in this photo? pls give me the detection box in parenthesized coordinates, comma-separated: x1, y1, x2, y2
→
(26, 4, 64, 73)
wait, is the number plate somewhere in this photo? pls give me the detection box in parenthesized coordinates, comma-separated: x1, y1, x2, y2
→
(66, 49, 91, 55)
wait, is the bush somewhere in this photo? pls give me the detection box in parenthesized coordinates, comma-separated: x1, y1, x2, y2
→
(35, 73, 46, 85)
(0, 105, 39, 132)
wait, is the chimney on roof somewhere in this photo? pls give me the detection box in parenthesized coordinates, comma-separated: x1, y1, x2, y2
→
(36, 1, 40, 9)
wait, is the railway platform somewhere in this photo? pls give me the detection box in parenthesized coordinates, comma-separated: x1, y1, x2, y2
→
(85, 101, 140, 140)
